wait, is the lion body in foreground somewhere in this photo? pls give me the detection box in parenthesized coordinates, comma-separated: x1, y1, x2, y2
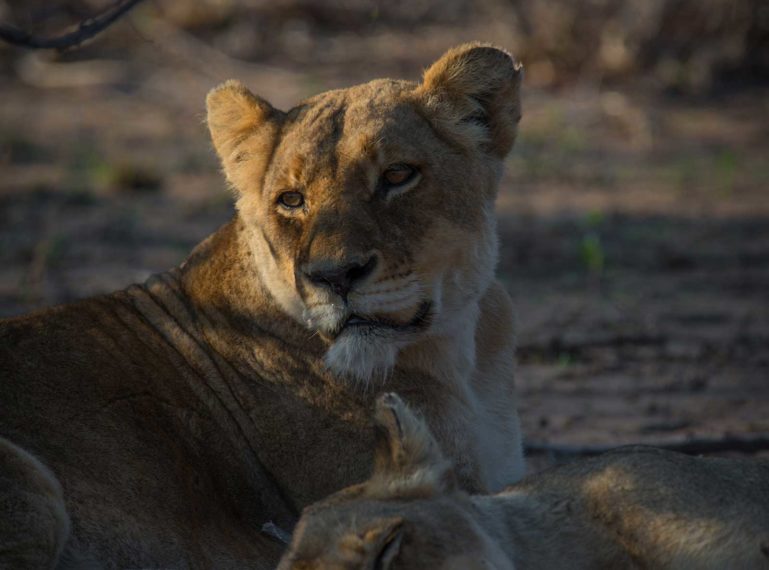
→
(279, 394, 769, 570)
(0, 44, 524, 568)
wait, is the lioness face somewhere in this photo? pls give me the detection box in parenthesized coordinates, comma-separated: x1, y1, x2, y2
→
(207, 44, 521, 381)
(278, 498, 510, 570)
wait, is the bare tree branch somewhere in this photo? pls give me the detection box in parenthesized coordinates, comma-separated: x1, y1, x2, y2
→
(0, 0, 145, 51)
(525, 433, 769, 459)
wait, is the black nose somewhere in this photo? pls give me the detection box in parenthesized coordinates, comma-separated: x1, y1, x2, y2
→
(305, 255, 377, 300)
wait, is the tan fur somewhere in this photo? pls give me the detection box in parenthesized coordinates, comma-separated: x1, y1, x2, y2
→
(279, 393, 769, 570)
(0, 44, 524, 567)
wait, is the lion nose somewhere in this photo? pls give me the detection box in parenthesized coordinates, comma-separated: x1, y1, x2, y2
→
(305, 255, 377, 300)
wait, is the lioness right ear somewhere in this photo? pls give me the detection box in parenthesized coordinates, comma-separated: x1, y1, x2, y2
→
(206, 80, 282, 191)
(417, 43, 523, 158)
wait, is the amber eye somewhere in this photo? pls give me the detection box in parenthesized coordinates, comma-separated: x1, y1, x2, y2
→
(277, 191, 305, 209)
(381, 164, 418, 190)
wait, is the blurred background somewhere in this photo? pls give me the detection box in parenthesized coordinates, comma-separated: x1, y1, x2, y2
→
(1, 0, 768, 464)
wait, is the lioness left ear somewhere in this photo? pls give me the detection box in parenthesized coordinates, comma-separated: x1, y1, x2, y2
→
(206, 80, 282, 192)
(417, 43, 522, 158)
(369, 393, 456, 497)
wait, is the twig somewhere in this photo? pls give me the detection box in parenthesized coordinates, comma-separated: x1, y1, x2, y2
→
(525, 433, 769, 458)
(261, 521, 292, 545)
(0, 0, 145, 51)
(128, 13, 300, 82)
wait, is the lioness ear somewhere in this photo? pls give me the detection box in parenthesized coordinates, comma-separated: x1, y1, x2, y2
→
(359, 517, 404, 569)
(417, 43, 522, 157)
(333, 517, 404, 570)
(369, 393, 455, 498)
(206, 80, 282, 191)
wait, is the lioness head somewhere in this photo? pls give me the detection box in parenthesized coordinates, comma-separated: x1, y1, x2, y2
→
(277, 392, 511, 569)
(207, 43, 522, 381)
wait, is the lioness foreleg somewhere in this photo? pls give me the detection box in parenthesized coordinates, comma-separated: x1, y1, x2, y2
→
(0, 436, 71, 569)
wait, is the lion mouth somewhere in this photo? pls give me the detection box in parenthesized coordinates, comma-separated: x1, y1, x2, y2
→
(339, 301, 433, 335)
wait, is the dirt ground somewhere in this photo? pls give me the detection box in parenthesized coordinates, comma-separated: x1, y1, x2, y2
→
(1, 3, 768, 472)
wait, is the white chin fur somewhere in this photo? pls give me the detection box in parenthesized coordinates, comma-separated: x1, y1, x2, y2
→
(324, 331, 399, 384)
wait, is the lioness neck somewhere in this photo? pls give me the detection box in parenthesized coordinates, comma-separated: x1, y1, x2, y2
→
(399, 301, 480, 386)
(178, 217, 324, 355)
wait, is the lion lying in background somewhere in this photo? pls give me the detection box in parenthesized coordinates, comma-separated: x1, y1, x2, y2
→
(279, 393, 769, 570)
(0, 44, 523, 568)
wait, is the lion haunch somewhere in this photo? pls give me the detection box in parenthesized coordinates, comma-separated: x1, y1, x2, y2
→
(0, 43, 523, 568)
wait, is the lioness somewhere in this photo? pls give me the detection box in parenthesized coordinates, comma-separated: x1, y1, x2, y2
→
(0, 44, 524, 568)
(279, 393, 769, 570)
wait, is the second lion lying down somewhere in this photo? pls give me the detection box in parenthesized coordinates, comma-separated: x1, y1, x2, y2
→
(279, 393, 769, 570)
